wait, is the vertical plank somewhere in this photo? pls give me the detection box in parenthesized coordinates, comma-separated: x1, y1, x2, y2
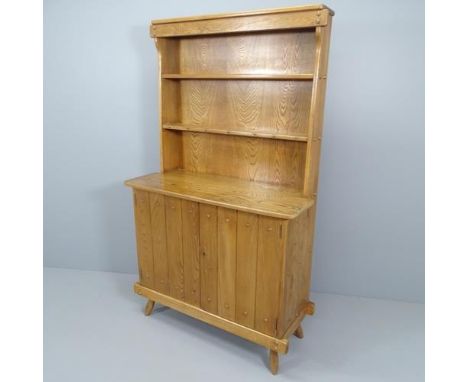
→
(235, 212, 258, 328)
(165, 196, 184, 300)
(255, 216, 285, 336)
(181, 200, 201, 306)
(149, 193, 169, 294)
(217, 207, 237, 320)
(200, 204, 218, 313)
(133, 190, 154, 289)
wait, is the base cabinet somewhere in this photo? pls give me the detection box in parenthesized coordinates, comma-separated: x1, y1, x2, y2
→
(132, 189, 315, 339)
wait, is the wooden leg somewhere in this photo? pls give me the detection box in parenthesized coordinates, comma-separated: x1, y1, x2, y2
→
(293, 324, 304, 339)
(144, 299, 155, 316)
(269, 350, 279, 375)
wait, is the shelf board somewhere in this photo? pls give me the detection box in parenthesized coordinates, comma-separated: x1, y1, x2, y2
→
(125, 170, 314, 219)
(163, 123, 308, 142)
(162, 73, 314, 80)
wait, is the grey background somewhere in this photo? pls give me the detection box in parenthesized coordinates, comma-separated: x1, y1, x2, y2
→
(44, 0, 424, 302)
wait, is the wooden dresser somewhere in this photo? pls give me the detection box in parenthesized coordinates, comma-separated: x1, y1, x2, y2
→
(125, 4, 334, 374)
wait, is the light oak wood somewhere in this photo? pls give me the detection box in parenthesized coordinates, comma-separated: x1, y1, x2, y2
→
(151, 8, 330, 37)
(126, 4, 334, 374)
(177, 80, 312, 139)
(134, 283, 289, 353)
(180, 133, 307, 189)
(133, 190, 154, 289)
(144, 299, 155, 316)
(199, 204, 218, 314)
(165, 196, 184, 300)
(151, 4, 334, 25)
(217, 207, 237, 320)
(125, 170, 314, 219)
(279, 207, 315, 334)
(255, 217, 285, 337)
(162, 74, 313, 80)
(181, 200, 201, 307)
(163, 123, 308, 142)
(235, 212, 258, 328)
(176, 31, 315, 75)
(294, 324, 304, 339)
(269, 350, 279, 375)
(149, 193, 169, 294)
(304, 13, 333, 197)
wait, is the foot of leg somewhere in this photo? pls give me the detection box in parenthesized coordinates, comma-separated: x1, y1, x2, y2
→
(269, 350, 279, 375)
(144, 299, 155, 316)
(293, 324, 304, 339)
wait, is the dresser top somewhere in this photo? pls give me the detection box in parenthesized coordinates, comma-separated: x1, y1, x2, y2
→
(125, 170, 314, 219)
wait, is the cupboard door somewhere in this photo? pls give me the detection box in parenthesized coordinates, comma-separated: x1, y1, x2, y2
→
(255, 216, 286, 336)
(133, 190, 154, 289)
(200, 204, 218, 314)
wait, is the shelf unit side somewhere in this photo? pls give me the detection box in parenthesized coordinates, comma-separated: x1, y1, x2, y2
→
(303, 14, 332, 197)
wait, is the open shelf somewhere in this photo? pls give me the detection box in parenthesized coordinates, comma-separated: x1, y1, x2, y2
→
(125, 170, 313, 219)
(163, 123, 308, 142)
(162, 74, 314, 80)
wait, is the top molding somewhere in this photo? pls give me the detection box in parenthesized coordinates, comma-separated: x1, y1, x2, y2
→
(150, 4, 334, 38)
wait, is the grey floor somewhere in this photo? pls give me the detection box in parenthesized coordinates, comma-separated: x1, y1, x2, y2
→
(44, 267, 424, 381)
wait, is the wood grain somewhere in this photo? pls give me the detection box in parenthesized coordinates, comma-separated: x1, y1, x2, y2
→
(255, 216, 285, 336)
(278, 207, 314, 335)
(304, 16, 332, 196)
(177, 31, 315, 74)
(199, 204, 218, 314)
(235, 212, 258, 328)
(151, 4, 334, 25)
(133, 190, 154, 288)
(217, 207, 237, 320)
(129, 5, 335, 373)
(181, 200, 201, 306)
(162, 74, 313, 80)
(125, 170, 314, 219)
(179, 80, 312, 137)
(134, 282, 289, 353)
(181, 133, 306, 189)
(163, 123, 308, 142)
(165, 196, 184, 300)
(149, 193, 169, 294)
(160, 77, 182, 172)
(151, 9, 329, 37)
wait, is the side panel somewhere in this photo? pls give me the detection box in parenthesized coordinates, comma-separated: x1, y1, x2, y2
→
(133, 190, 154, 288)
(278, 207, 315, 335)
(255, 216, 286, 336)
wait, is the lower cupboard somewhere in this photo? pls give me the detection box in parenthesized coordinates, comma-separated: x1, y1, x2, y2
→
(132, 189, 316, 340)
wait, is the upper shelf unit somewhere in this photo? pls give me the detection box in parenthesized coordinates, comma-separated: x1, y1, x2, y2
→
(154, 6, 334, 192)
